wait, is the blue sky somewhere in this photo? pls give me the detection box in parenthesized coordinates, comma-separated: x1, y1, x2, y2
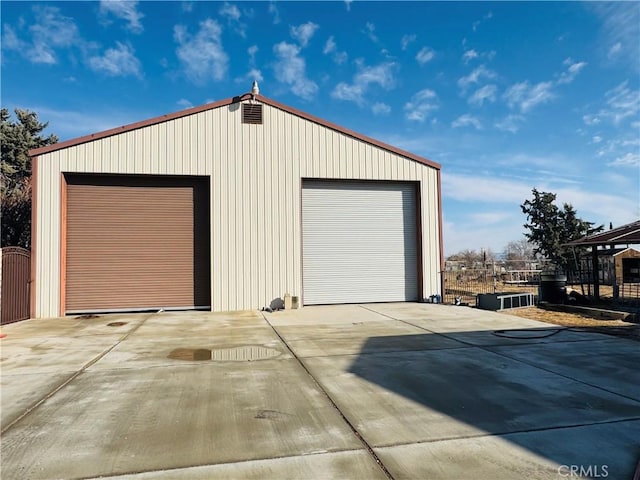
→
(2, 1, 639, 256)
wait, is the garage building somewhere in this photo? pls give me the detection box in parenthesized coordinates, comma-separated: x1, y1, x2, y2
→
(29, 90, 443, 318)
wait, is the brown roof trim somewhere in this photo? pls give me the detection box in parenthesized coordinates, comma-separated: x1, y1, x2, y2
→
(29, 96, 236, 156)
(565, 220, 640, 247)
(28, 94, 441, 170)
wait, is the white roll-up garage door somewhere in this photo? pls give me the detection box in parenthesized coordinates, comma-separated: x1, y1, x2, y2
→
(302, 180, 419, 305)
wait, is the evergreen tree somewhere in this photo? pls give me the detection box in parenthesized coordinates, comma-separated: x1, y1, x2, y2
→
(1, 108, 58, 248)
(521, 188, 602, 272)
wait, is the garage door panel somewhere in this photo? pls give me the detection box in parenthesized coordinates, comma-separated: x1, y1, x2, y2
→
(302, 181, 418, 305)
(65, 176, 210, 313)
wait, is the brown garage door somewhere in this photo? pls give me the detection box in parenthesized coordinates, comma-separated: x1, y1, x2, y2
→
(65, 175, 210, 313)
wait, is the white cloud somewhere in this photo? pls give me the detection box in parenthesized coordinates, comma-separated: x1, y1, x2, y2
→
(331, 61, 396, 105)
(2, 25, 26, 51)
(323, 37, 336, 54)
(586, 82, 640, 127)
(364, 22, 378, 42)
(88, 42, 142, 77)
(219, 2, 246, 37)
(268, 2, 280, 24)
(26, 105, 143, 140)
(355, 61, 395, 88)
(416, 46, 435, 65)
(8, 6, 81, 64)
(457, 65, 497, 91)
(372, 102, 391, 115)
(443, 173, 529, 203)
(590, 2, 640, 71)
(100, 0, 143, 33)
(462, 49, 478, 64)
(333, 51, 348, 65)
(174, 19, 228, 84)
(596, 137, 640, 170)
(240, 46, 262, 84)
(583, 114, 601, 126)
(248, 68, 263, 82)
(404, 89, 438, 122)
(603, 81, 640, 124)
(557, 58, 587, 84)
(236, 67, 263, 85)
(177, 98, 193, 109)
(332, 83, 364, 103)
(608, 42, 622, 59)
(273, 42, 318, 100)
(472, 11, 493, 32)
(503, 81, 555, 112)
(592, 135, 603, 144)
(608, 152, 640, 167)
(248, 45, 258, 63)
(445, 170, 639, 232)
(468, 84, 497, 106)
(290, 22, 318, 47)
(401, 34, 416, 50)
(495, 114, 525, 133)
(323, 36, 347, 64)
(451, 114, 482, 130)
(219, 2, 240, 21)
(470, 211, 513, 225)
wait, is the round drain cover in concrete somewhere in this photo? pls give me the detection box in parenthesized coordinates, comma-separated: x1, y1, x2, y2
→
(211, 345, 281, 361)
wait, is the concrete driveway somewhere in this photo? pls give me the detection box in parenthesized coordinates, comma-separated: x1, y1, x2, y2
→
(1, 304, 639, 479)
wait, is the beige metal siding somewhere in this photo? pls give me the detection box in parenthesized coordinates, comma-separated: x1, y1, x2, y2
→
(33, 102, 441, 317)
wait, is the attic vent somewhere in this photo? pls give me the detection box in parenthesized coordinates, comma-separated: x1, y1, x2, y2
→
(242, 103, 263, 124)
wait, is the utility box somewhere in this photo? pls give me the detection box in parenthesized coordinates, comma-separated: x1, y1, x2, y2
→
(477, 292, 535, 311)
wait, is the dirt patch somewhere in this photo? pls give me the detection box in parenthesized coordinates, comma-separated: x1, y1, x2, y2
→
(502, 306, 640, 342)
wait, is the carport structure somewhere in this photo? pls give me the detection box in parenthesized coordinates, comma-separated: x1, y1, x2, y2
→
(566, 220, 640, 300)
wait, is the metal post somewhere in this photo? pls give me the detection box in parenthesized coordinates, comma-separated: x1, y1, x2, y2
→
(592, 246, 600, 300)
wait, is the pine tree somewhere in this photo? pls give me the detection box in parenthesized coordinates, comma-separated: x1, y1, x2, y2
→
(521, 188, 601, 272)
(1, 108, 58, 248)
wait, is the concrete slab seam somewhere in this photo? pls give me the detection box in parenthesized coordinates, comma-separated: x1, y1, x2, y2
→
(480, 346, 640, 405)
(0, 310, 160, 435)
(357, 306, 640, 424)
(369, 417, 640, 449)
(291, 343, 471, 360)
(360, 304, 615, 340)
(79, 448, 371, 479)
(417, 328, 611, 351)
(260, 311, 395, 480)
(358, 304, 470, 343)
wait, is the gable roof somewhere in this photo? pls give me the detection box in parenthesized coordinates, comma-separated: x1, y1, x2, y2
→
(612, 247, 640, 257)
(29, 93, 440, 170)
(566, 219, 640, 247)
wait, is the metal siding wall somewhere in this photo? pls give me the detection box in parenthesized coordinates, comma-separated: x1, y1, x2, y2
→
(34, 101, 441, 317)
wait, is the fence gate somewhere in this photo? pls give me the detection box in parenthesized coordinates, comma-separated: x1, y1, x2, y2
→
(1, 247, 31, 324)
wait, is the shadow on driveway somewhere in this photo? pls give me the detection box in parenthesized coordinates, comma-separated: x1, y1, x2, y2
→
(342, 330, 640, 479)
